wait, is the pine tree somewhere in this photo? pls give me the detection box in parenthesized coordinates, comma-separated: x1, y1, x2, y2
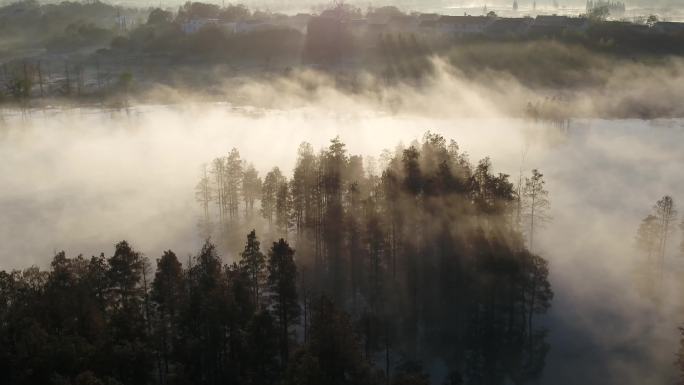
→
(267, 239, 300, 365)
(196, 163, 213, 239)
(242, 163, 262, 218)
(636, 214, 660, 260)
(239, 230, 266, 308)
(151, 250, 185, 384)
(654, 196, 677, 263)
(276, 181, 291, 238)
(226, 148, 243, 221)
(262, 167, 285, 227)
(522, 169, 551, 252)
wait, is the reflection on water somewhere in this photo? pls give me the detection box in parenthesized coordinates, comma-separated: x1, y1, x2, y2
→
(0, 105, 683, 384)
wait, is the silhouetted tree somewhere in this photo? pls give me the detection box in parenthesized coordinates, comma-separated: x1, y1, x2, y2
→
(196, 164, 213, 239)
(268, 239, 300, 365)
(636, 214, 660, 260)
(262, 167, 285, 227)
(240, 230, 266, 308)
(654, 196, 677, 266)
(151, 250, 184, 384)
(522, 169, 551, 252)
(242, 163, 262, 218)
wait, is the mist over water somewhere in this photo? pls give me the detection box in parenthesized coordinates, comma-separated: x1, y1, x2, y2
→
(1, 101, 683, 383)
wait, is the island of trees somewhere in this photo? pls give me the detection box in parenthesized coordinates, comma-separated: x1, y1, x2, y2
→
(0, 134, 554, 385)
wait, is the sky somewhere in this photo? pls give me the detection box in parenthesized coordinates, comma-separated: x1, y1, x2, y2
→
(8, 0, 682, 16)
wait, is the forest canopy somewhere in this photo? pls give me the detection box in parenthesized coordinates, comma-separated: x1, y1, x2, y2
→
(0, 134, 553, 385)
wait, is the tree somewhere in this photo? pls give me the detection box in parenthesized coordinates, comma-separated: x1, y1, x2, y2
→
(244, 310, 279, 385)
(239, 230, 266, 308)
(184, 240, 232, 384)
(635, 214, 660, 260)
(522, 252, 553, 341)
(262, 167, 285, 226)
(587, 5, 609, 21)
(298, 296, 375, 385)
(634, 197, 678, 294)
(196, 163, 213, 239)
(151, 250, 184, 384)
(107, 241, 144, 316)
(105, 241, 150, 385)
(211, 157, 227, 226)
(219, 4, 251, 21)
(650, 196, 678, 281)
(654, 196, 677, 261)
(225, 148, 243, 221)
(268, 239, 300, 365)
(322, 137, 349, 300)
(147, 8, 172, 25)
(392, 361, 430, 385)
(522, 169, 551, 252)
(242, 163, 262, 218)
(290, 142, 319, 262)
(276, 181, 291, 238)
(0, 133, 557, 385)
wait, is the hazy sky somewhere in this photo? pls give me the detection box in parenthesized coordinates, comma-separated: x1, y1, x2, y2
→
(29, 0, 680, 15)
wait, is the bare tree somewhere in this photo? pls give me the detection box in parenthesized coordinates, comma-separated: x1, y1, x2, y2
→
(515, 145, 530, 233)
(653, 196, 677, 277)
(635, 214, 660, 261)
(196, 163, 213, 239)
(211, 158, 226, 226)
(522, 169, 551, 252)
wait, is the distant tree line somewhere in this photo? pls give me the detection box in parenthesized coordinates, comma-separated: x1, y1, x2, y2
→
(0, 134, 552, 385)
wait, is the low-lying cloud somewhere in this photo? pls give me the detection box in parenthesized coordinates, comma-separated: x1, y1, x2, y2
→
(1, 57, 684, 384)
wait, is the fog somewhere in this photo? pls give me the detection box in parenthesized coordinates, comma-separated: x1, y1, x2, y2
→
(36, 0, 684, 17)
(2, 62, 684, 383)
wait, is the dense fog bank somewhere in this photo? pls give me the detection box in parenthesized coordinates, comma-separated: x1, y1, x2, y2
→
(1, 98, 683, 385)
